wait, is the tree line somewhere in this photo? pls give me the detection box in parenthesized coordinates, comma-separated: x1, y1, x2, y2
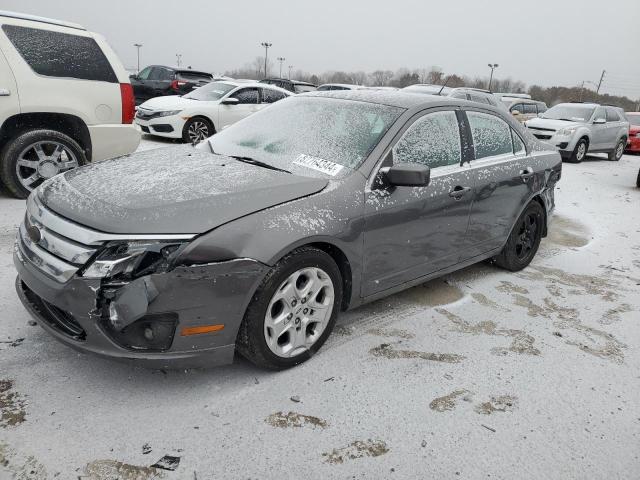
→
(225, 60, 639, 111)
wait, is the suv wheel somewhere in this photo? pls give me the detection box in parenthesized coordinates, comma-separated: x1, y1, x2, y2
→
(568, 138, 588, 163)
(236, 246, 343, 370)
(0, 129, 86, 199)
(182, 117, 214, 144)
(608, 139, 625, 161)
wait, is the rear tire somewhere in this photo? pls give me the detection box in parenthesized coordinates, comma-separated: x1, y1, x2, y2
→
(636, 168, 640, 188)
(608, 139, 625, 161)
(236, 246, 343, 370)
(567, 138, 588, 163)
(493, 201, 544, 272)
(181, 117, 214, 144)
(0, 129, 86, 199)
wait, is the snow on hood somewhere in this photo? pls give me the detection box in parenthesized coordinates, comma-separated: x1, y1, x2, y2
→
(38, 146, 328, 235)
(138, 95, 203, 111)
(526, 117, 583, 130)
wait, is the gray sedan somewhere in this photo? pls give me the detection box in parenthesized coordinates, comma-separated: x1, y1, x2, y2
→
(14, 91, 561, 370)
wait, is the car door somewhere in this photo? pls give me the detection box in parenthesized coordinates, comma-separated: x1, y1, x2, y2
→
(150, 66, 174, 97)
(219, 87, 260, 128)
(0, 45, 19, 122)
(591, 106, 608, 150)
(463, 110, 537, 258)
(362, 109, 475, 297)
(605, 107, 623, 147)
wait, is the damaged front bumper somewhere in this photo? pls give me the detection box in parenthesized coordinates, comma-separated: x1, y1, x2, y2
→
(13, 200, 268, 368)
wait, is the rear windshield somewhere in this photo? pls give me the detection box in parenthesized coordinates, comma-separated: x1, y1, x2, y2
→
(177, 71, 213, 82)
(183, 82, 235, 101)
(1, 24, 117, 83)
(293, 84, 317, 93)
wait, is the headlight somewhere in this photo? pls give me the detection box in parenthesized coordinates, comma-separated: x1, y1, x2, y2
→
(82, 241, 187, 279)
(155, 110, 182, 117)
(556, 127, 577, 136)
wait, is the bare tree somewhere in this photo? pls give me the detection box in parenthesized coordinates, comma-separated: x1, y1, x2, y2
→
(371, 70, 394, 86)
(426, 67, 444, 85)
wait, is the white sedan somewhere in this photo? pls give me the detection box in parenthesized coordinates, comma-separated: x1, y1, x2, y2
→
(135, 81, 291, 143)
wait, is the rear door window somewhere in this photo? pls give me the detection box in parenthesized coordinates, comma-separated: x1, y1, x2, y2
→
(392, 111, 462, 169)
(2, 24, 117, 82)
(511, 103, 524, 113)
(260, 88, 287, 103)
(234, 88, 259, 104)
(467, 111, 514, 159)
(149, 67, 173, 81)
(605, 108, 621, 122)
(523, 104, 537, 114)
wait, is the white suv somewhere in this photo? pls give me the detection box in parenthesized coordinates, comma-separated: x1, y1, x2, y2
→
(0, 11, 140, 198)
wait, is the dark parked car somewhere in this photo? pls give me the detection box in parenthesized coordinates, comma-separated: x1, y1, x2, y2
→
(14, 91, 561, 370)
(130, 65, 213, 104)
(259, 78, 317, 93)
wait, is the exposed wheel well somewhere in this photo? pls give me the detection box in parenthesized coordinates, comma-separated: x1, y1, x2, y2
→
(308, 242, 352, 311)
(578, 135, 589, 147)
(0, 113, 92, 160)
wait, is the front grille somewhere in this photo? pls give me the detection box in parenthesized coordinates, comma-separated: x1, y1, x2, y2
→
(527, 126, 556, 132)
(534, 134, 552, 140)
(136, 109, 161, 120)
(19, 281, 86, 341)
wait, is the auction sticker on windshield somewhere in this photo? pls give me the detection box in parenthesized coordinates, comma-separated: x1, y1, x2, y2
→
(293, 154, 344, 176)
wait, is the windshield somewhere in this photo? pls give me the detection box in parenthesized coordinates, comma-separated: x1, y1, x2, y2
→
(207, 96, 404, 175)
(542, 104, 595, 122)
(183, 82, 236, 101)
(294, 84, 317, 93)
(626, 114, 640, 127)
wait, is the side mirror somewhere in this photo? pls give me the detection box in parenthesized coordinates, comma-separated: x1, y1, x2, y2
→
(381, 163, 431, 187)
(129, 74, 138, 81)
(221, 97, 239, 105)
(511, 110, 521, 116)
(593, 118, 606, 124)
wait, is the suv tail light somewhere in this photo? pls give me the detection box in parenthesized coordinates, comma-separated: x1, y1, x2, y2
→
(120, 83, 135, 124)
(170, 80, 188, 91)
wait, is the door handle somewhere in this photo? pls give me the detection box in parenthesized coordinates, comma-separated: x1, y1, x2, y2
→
(0, 88, 10, 96)
(448, 185, 471, 199)
(520, 168, 534, 182)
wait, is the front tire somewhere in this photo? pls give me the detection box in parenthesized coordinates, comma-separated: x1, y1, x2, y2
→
(567, 138, 588, 163)
(493, 201, 544, 272)
(608, 139, 625, 161)
(636, 168, 640, 188)
(0, 129, 86, 199)
(236, 246, 343, 370)
(181, 117, 214, 144)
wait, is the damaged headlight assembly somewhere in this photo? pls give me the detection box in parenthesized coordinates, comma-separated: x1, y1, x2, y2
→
(82, 241, 187, 280)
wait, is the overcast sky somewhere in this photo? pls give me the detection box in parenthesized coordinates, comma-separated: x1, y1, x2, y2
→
(3, 0, 640, 98)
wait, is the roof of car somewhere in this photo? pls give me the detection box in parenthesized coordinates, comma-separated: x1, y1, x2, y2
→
(0, 10, 85, 30)
(147, 65, 212, 76)
(319, 83, 360, 88)
(214, 80, 291, 93)
(301, 90, 463, 109)
(262, 78, 316, 86)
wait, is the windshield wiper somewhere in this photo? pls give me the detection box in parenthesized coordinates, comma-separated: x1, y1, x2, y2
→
(558, 118, 578, 122)
(228, 155, 291, 174)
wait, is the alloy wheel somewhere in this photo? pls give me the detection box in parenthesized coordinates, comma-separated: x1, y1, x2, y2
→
(615, 141, 624, 160)
(514, 213, 538, 260)
(187, 121, 209, 143)
(576, 142, 586, 161)
(264, 267, 335, 358)
(15, 141, 79, 192)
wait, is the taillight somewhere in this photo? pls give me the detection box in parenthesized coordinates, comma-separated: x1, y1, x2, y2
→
(120, 83, 135, 124)
(170, 80, 188, 90)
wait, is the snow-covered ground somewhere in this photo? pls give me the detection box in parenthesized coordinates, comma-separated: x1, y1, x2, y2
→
(1, 138, 639, 479)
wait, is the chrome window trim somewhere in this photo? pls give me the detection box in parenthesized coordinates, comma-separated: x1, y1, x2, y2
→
(28, 195, 197, 246)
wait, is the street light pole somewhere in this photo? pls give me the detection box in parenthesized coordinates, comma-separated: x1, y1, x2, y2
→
(133, 43, 142, 73)
(260, 42, 272, 78)
(487, 63, 499, 91)
(288, 65, 293, 80)
(277, 57, 286, 78)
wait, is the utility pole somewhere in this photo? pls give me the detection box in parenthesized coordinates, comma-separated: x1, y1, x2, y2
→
(579, 80, 598, 102)
(288, 65, 293, 80)
(260, 42, 272, 78)
(133, 43, 142, 74)
(277, 57, 286, 78)
(487, 63, 499, 91)
(175, 53, 182, 67)
(596, 69, 606, 94)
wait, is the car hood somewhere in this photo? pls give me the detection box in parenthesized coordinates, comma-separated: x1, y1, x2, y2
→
(37, 146, 328, 235)
(138, 95, 206, 111)
(526, 117, 583, 130)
